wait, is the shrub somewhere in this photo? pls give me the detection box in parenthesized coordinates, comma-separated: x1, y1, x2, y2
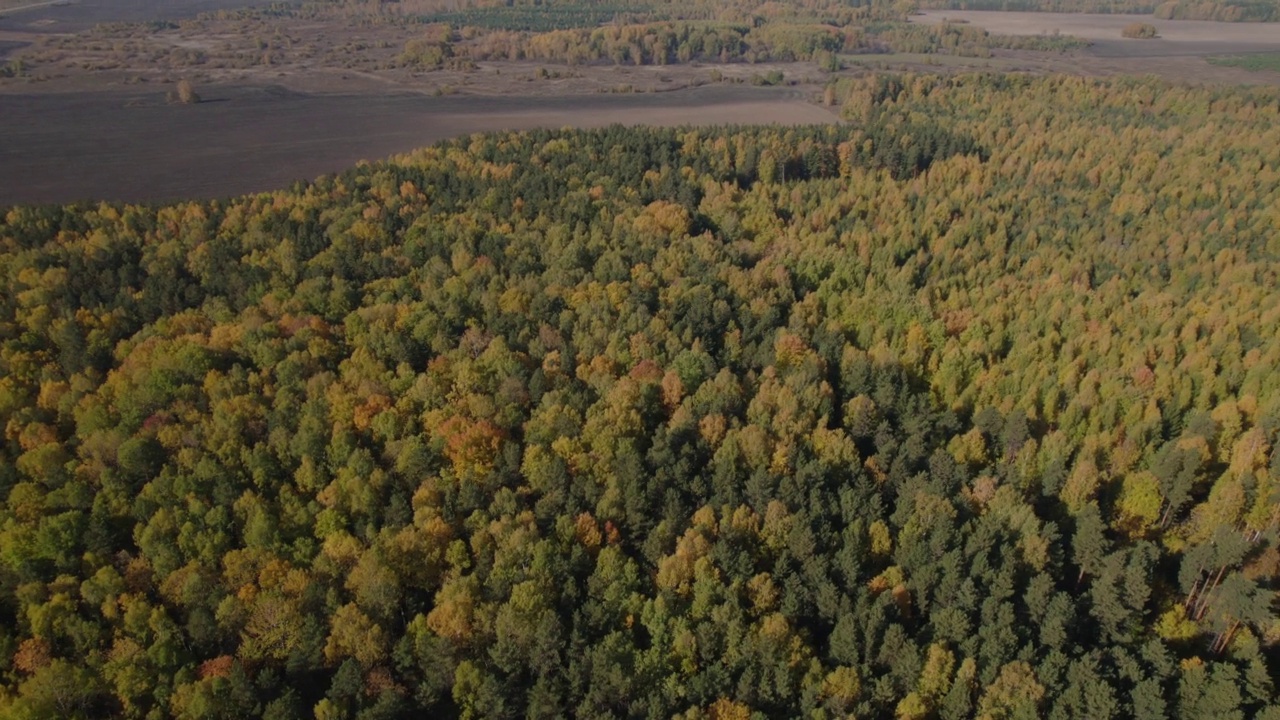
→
(1122, 22, 1159, 39)
(172, 78, 201, 103)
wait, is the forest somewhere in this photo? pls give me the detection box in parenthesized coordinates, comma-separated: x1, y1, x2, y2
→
(1, 72, 1280, 718)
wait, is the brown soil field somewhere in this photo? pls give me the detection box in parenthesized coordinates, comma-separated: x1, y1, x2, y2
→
(0, 0, 835, 209)
(912, 10, 1280, 51)
(0, 84, 836, 207)
(0, 0, 296, 33)
(908, 10, 1280, 81)
(0, 37, 26, 57)
(845, 47, 1280, 85)
(0, 0, 830, 99)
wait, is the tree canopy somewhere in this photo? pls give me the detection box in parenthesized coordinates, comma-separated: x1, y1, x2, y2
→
(1, 73, 1279, 718)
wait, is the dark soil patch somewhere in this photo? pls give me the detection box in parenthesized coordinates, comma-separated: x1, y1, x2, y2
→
(0, 38, 26, 57)
(1086, 39, 1280, 58)
(0, 0, 299, 34)
(0, 84, 833, 206)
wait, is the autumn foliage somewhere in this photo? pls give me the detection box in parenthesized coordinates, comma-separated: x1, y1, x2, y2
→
(0, 73, 1279, 718)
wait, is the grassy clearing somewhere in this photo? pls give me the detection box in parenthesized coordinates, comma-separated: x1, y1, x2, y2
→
(1208, 53, 1280, 72)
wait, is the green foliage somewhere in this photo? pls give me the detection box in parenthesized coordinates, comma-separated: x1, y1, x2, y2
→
(1209, 52, 1280, 72)
(916, 0, 1160, 11)
(868, 21, 1089, 56)
(421, 4, 659, 31)
(1155, 0, 1280, 20)
(1, 73, 1279, 718)
(0, 59, 24, 79)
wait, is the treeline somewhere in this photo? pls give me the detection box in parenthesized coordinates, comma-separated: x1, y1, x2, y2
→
(402, 20, 1082, 68)
(470, 21, 852, 65)
(867, 22, 1087, 55)
(1, 74, 1280, 719)
(421, 4, 659, 32)
(916, 0, 1162, 13)
(401, 21, 847, 67)
(311, 0, 893, 27)
(1154, 0, 1280, 21)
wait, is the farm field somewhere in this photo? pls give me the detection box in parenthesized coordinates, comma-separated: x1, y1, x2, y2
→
(2, 3, 1280, 205)
(843, 47, 1280, 83)
(905, 10, 1280, 76)
(0, 37, 26, 56)
(912, 9, 1280, 53)
(0, 0, 298, 33)
(0, 84, 835, 206)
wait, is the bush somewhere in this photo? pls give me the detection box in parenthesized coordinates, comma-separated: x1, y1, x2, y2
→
(170, 78, 201, 104)
(1122, 22, 1159, 39)
(752, 69, 785, 86)
(0, 59, 24, 78)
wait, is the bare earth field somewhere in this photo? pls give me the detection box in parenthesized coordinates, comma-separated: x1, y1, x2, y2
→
(891, 10, 1280, 81)
(0, 0, 839, 206)
(0, 84, 836, 206)
(912, 10, 1280, 56)
(0, 37, 26, 57)
(0, 0, 297, 33)
(849, 47, 1280, 85)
